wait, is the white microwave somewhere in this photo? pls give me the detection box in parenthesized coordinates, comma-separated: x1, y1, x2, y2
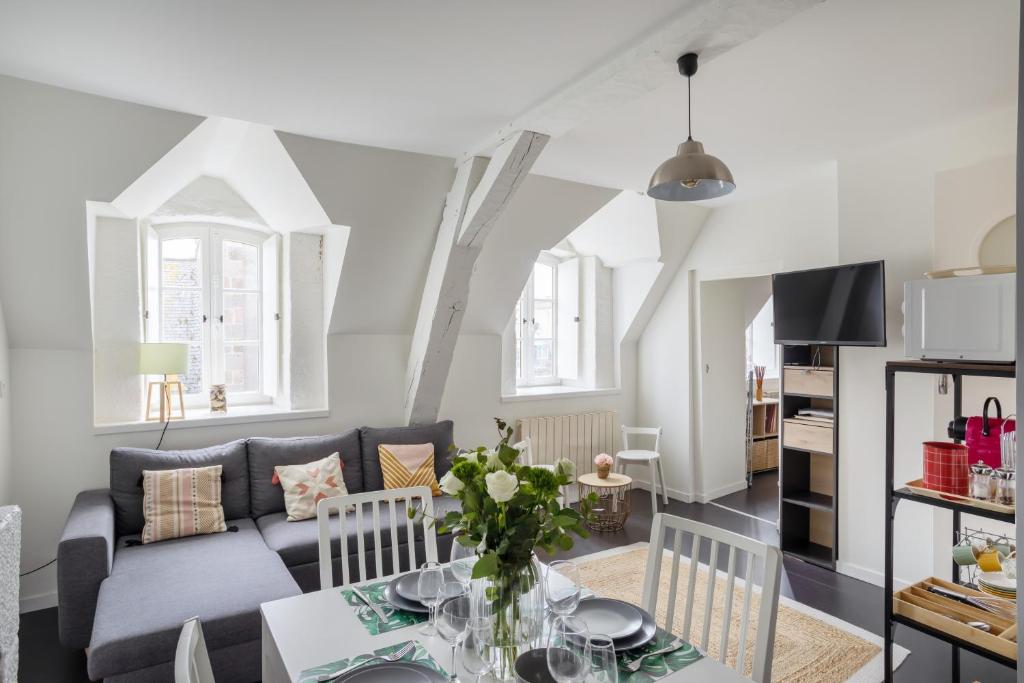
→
(903, 273, 1015, 362)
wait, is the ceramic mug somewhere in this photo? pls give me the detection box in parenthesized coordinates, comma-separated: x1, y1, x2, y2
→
(993, 537, 1013, 557)
(977, 547, 1003, 572)
(952, 540, 978, 566)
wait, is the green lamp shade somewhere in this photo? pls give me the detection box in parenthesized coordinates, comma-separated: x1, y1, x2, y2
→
(139, 343, 189, 375)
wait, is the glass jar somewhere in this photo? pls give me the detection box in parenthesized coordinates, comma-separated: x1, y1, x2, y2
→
(470, 555, 545, 682)
(969, 461, 994, 500)
(993, 467, 1015, 506)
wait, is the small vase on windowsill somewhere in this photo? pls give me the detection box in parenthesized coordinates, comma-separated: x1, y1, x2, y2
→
(755, 379, 764, 402)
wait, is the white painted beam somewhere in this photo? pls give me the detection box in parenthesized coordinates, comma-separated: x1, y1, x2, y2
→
(461, 0, 822, 160)
(405, 131, 548, 425)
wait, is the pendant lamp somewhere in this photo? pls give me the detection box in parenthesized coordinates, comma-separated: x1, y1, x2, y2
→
(647, 53, 735, 201)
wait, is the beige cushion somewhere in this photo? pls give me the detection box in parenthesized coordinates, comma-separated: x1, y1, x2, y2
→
(378, 443, 441, 496)
(274, 452, 350, 522)
(140, 465, 227, 544)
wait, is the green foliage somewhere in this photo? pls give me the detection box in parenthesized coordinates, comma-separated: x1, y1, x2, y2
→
(425, 417, 595, 580)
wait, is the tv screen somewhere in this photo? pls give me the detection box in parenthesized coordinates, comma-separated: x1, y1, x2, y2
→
(772, 261, 886, 346)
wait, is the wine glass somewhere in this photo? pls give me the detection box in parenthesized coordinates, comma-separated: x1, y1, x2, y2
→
(418, 561, 445, 635)
(437, 593, 472, 682)
(588, 633, 618, 683)
(545, 560, 582, 620)
(547, 615, 590, 683)
(459, 616, 493, 683)
(450, 539, 477, 587)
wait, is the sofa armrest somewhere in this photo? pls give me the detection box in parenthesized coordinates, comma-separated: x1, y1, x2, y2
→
(57, 489, 115, 649)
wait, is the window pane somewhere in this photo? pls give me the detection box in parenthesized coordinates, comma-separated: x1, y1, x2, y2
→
(533, 262, 554, 299)
(161, 290, 203, 342)
(223, 240, 258, 290)
(533, 339, 554, 377)
(224, 343, 259, 392)
(533, 300, 553, 339)
(161, 239, 201, 288)
(182, 344, 203, 395)
(223, 292, 259, 341)
(515, 339, 522, 379)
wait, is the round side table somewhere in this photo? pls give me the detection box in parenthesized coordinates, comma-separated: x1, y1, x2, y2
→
(577, 472, 632, 532)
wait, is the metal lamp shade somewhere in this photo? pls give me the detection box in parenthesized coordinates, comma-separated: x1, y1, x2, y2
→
(138, 342, 189, 375)
(647, 139, 735, 201)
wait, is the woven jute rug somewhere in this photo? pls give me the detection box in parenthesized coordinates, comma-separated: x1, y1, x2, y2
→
(573, 543, 909, 682)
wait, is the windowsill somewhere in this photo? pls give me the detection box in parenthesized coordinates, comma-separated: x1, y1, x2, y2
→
(93, 404, 330, 435)
(501, 386, 620, 403)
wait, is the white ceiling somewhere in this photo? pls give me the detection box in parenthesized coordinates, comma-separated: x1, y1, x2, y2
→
(0, 0, 1018, 203)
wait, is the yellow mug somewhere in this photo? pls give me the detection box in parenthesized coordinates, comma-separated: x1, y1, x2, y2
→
(977, 548, 1003, 572)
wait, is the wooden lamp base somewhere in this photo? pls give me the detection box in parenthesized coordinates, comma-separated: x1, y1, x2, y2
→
(146, 374, 186, 422)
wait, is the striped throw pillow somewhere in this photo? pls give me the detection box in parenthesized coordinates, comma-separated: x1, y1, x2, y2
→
(141, 465, 227, 544)
(378, 443, 441, 496)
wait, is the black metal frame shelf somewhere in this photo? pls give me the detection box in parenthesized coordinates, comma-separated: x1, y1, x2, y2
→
(883, 360, 1017, 682)
(782, 491, 833, 511)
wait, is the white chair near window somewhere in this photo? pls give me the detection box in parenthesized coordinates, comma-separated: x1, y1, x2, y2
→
(615, 426, 668, 512)
(316, 486, 438, 589)
(174, 617, 215, 683)
(640, 513, 782, 683)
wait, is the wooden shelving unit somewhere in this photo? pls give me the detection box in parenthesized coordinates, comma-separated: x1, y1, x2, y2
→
(749, 399, 779, 473)
(779, 344, 838, 570)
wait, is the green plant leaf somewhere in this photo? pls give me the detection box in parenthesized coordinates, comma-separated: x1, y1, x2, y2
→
(472, 552, 499, 579)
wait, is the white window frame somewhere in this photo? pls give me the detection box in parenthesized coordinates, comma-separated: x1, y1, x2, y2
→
(516, 253, 560, 387)
(147, 222, 272, 407)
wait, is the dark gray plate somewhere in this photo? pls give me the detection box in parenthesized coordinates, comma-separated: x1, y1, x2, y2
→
(394, 569, 455, 601)
(336, 661, 447, 682)
(572, 597, 643, 639)
(514, 648, 557, 683)
(608, 600, 656, 652)
(384, 578, 428, 614)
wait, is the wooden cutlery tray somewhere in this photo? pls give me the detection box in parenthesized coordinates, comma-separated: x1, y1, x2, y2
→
(893, 577, 1017, 660)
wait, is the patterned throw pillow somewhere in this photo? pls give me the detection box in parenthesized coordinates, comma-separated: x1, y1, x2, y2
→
(141, 465, 227, 544)
(378, 443, 441, 496)
(273, 452, 351, 521)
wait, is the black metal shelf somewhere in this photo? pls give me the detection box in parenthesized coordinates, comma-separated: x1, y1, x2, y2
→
(782, 540, 833, 567)
(883, 360, 1017, 682)
(782, 491, 833, 512)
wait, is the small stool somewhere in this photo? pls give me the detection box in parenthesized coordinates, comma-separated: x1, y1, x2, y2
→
(577, 472, 632, 532)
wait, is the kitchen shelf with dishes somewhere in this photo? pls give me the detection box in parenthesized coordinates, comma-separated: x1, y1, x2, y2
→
(779, 344, 838, 570)
(883, 360, 1017, 682)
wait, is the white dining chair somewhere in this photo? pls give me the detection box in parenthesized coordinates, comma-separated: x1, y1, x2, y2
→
(641, 513, 782, 683)
(316, 486, 438, 589)
(174, 617, 215, 683)
(615, 426, 668, 511)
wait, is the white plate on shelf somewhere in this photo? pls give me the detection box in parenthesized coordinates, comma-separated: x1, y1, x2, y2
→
(977, 571, 1016, 592)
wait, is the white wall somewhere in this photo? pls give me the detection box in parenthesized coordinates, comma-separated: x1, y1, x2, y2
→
(0, 299, 10, 506)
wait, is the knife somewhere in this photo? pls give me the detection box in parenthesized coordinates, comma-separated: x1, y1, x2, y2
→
(351, 585, 388, 622)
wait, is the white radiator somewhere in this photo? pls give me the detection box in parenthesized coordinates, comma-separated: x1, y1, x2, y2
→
(516, 411, 618, 477)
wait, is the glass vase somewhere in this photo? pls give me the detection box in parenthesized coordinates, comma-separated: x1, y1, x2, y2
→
(470, 555, 545, 682)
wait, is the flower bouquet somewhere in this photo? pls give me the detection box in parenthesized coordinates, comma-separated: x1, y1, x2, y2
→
(414, 418, 595, 680)
(594, 452, 614, 479)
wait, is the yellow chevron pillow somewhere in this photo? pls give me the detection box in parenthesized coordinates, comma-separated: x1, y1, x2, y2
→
(378, 443, 441, 496)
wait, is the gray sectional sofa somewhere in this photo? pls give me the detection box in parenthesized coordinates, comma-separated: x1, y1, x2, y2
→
(57, 420, 458, 682)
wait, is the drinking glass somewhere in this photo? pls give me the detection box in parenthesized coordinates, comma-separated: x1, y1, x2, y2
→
(459, 616, 492, 683)
(438, 594, 472, 682)
(450, 539, 477, 587)
(418, 561, 445, 635)
(546, 615, 590, 683)
(588, 634, 618, 683)
(546, 560, 582, 620)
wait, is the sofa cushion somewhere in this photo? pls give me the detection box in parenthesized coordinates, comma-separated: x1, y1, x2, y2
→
(257, 495, 462, 569)
(110, 440, 249, 537)
(141, 465, 226, 544)
(87, 518, 299, 681)
(247, 431, 362, 518)
(359, 421, 454, 492)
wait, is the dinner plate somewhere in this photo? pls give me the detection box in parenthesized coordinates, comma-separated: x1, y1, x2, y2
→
(978, 572, 1016, 591)
(513, 648, 558, 683)
(336, 661, 447, 682)
(394, 569, 456, 602)
(384, 577, 429, 613)
(572, 597, 644, 640)
(610, 602, 657, 652)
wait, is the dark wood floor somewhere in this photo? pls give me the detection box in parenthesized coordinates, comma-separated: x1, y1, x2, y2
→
(19, 478, 1015, 682)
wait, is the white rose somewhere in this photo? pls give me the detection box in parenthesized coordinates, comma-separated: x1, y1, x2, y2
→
(439, 471, 465, 496)
(485, 470, 519, 503)
(484, 449, 502, 471)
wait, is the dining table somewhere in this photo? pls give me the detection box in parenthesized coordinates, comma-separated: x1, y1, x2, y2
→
(260, 565, 751, 683)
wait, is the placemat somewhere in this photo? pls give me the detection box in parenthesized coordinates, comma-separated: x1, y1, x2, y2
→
(341, 580, 426, 635)
(617, 627, 703, 682)
(297, 640, 445, 683)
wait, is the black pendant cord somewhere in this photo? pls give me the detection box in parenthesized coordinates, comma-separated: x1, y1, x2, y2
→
(687, 76, 692, 140)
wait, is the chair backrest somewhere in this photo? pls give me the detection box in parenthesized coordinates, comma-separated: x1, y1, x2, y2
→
(316, 486, 438, 589)
(512, 438, 534, 465)
(621, 426, 662, 453)
(175, 617, 215, 683)
(640, 513, 782, 683)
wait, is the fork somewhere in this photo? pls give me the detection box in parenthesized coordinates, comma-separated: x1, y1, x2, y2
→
(316, 641, 416, 681)
(624, 638, 685, 672)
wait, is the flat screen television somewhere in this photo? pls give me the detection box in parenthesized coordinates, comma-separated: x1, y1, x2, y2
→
(772, 261, 886, 346)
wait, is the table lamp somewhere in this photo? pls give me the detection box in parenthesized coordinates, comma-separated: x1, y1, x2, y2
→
(139, 343, 189, 422)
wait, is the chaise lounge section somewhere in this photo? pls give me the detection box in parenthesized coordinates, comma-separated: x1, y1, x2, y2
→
(58, 420, 457, 682)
